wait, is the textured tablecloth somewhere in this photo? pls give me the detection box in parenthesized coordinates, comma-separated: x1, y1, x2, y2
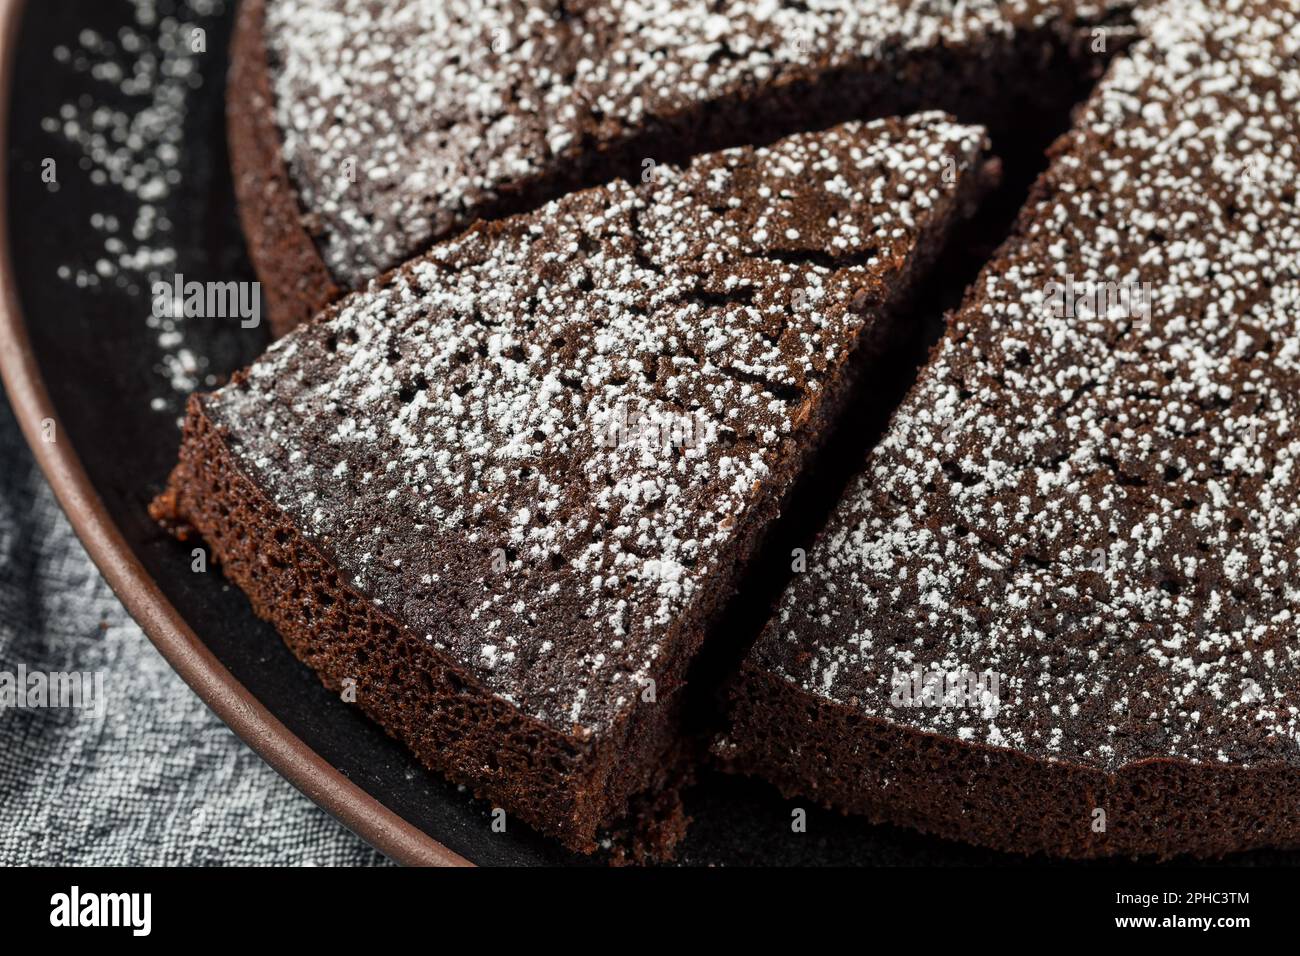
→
(0, 388, 388, 866)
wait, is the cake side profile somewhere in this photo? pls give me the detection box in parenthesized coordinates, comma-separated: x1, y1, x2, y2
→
(153, 117, 995, 854)
(230, 0, 1121, 334)
(717, 0, 1300, 859)
(228, 0, 342, 336)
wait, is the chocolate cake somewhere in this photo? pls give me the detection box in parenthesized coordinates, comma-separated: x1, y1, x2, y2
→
(229, 0, 1121, 335)
(717, 0, 1300, 859)
(154, 116, 995, 854)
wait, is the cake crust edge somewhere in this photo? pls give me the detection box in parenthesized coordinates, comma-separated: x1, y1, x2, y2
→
(228, 0, 340, 337)
(716, 651, 1300, 860)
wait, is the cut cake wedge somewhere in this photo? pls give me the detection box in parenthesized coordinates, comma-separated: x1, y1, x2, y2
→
(716, 0, 1300, 860)
(153, 115, 994, 854)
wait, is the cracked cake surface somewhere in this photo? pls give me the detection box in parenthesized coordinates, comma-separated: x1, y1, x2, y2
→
(208, 114, 988, 732)
(254, 0, 1115, 290)
(157, 115, 992, 850)
(720, 0, 1300, 856)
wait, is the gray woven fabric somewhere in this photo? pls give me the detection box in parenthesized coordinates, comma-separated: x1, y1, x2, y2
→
(0, 390, 388, 866)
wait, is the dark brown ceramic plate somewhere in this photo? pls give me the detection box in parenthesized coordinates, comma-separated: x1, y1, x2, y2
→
(3, 0, 1295, 867)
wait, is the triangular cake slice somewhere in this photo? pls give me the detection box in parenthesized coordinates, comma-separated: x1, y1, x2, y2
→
(717, 0, 1300, 859)
(152, 114, 994, 855)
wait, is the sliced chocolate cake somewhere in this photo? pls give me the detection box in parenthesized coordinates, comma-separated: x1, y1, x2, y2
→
(230, 0, 1120, 334)
(153, 116, 995, 854)
(717, 0, 1300, 859)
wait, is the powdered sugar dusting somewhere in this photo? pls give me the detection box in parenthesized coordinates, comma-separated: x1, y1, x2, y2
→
(207, 116, 988, 732)
(262, 0, 1097, 286)
(754, 0, 1300, 772)
(43, 0, 227, 403)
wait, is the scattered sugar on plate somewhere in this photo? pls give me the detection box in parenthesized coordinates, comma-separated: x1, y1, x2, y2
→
(41, 0, 227, 410)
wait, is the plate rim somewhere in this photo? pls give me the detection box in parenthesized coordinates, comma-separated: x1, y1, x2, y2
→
(0, 0, 470, 868)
